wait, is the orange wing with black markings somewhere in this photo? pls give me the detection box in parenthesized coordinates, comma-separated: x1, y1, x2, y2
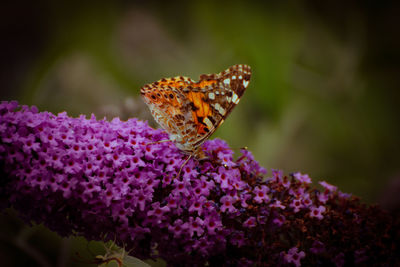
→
(140, 64, 251, 155)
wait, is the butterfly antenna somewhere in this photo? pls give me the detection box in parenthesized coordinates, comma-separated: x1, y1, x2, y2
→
(176, 154, 192, 179)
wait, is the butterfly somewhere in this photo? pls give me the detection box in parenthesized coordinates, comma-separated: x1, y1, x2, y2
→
(140, 64, 251, 161)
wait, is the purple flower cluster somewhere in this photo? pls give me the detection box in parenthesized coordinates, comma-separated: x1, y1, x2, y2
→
(0, 101, 399, 266)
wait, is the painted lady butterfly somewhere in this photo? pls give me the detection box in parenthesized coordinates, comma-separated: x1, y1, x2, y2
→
(140, 64, 251, 159)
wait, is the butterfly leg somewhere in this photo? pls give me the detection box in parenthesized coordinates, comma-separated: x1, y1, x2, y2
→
(146, 139, 172, 146)
(176, 154, 192, 179)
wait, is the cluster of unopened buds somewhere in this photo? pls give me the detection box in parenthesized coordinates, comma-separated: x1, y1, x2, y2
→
(0, 101, 398, 266)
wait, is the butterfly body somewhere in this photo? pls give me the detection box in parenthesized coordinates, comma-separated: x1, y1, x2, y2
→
(141, 64, 251, 158)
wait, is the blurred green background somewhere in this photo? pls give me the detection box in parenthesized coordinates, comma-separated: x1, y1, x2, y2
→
(1, 0, 400, 266)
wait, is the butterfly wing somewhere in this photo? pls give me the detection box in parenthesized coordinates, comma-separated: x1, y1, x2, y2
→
(185, 64, 252, 147)
(140, 76, 195, 146)
(140, 64, 251, 154)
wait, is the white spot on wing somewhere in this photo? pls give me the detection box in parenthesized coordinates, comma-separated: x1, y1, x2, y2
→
(204, 117, 213, 129)
(223, 78, 230, 85)
(232, 75, 236, 80)
(214, 103, 226, 116)
(232, 93, 239, 104)
(243, 80, 249, 88)
(208, 92, 215, 100)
